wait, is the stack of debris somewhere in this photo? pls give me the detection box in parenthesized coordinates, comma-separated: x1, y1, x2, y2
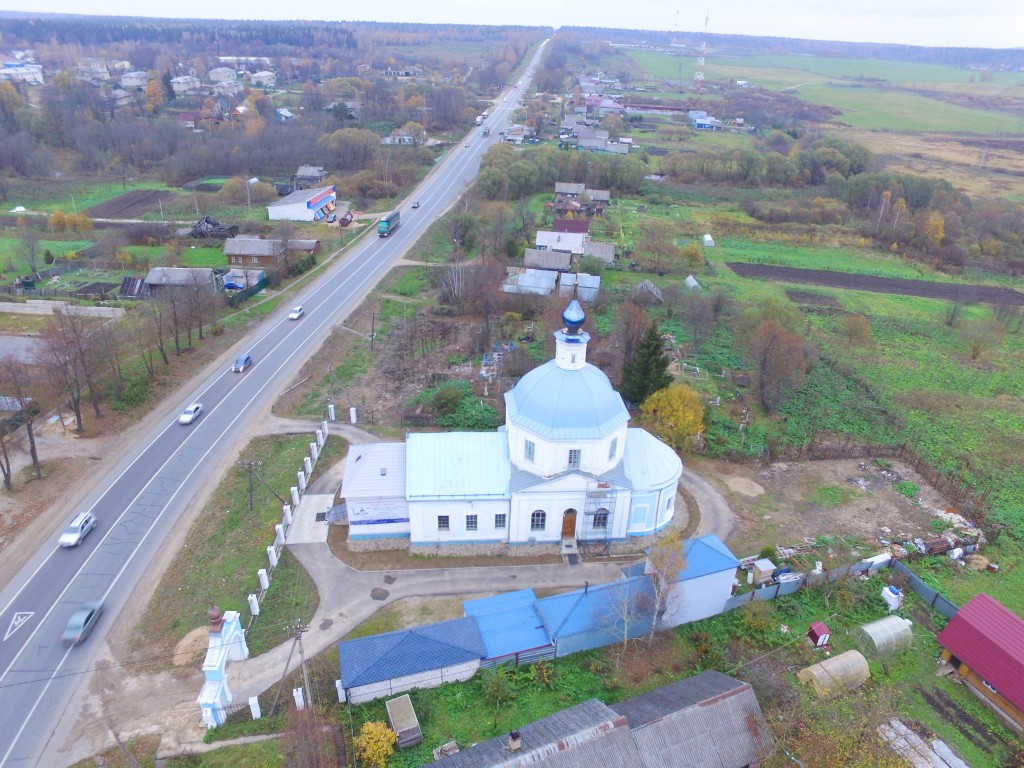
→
(188, 216, 239, 239)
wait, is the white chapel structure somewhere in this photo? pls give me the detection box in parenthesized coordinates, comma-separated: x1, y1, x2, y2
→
(338, 301, 683, 548)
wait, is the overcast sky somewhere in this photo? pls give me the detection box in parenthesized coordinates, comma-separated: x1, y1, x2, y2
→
(0, 0, 1020, 50)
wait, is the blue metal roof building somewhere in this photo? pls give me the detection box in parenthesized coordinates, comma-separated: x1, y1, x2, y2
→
(338, 617, 485, 703)
(406, 432, 511, 500)
(463, 589, 553, 664)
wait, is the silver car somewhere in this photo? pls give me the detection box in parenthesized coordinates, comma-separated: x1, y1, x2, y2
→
(59, 512, 96, 548)
(178, 403, 203, 425)
(62, 601, 103, 646)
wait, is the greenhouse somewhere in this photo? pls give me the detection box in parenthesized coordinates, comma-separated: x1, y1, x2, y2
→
(857, 616, 914, 657)
(797, 650, 870, 696)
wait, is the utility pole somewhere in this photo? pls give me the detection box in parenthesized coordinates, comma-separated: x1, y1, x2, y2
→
(370, 312, 376, 351)
(295, 621, 312, 709)
(236, 459, 263, 511)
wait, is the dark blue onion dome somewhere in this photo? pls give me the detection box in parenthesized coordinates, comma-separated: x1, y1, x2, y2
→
(562, 300, 586, 335)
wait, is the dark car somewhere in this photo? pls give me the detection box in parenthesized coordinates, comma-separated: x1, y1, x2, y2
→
(411, 201, 420, 209)
(231, 354, 253, 372)
(62, 601, 103, 646)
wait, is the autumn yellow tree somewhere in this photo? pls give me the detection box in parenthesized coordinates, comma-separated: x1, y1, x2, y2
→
(839, 314, 871, 346)
(641, 385, 704, 453)
(922, 211, 945, 250)
(144, 79, 165, 109)
(355, 721, 396, 768)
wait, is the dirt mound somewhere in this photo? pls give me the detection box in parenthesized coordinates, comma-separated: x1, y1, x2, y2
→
(85, 189, 179, 219)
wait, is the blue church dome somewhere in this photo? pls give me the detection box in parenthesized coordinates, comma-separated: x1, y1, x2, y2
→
(504, 360, 629, 440)
(562, 300, 586, 332)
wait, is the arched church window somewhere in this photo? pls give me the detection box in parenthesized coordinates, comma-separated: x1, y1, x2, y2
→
(531, 510, 546, 530)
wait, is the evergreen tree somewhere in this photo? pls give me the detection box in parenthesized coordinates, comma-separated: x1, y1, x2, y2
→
(620, 323, 672, 405)
(161, 72, 175, 102)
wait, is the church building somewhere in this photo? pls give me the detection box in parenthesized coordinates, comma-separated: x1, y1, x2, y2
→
(338, 301, 683, 549)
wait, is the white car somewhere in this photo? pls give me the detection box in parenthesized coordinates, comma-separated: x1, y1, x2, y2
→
(288, 306, 304, 320)
(178, 402, 203, 425)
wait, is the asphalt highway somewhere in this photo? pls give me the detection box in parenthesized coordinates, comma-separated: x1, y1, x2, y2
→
(0, 42, 546, 767)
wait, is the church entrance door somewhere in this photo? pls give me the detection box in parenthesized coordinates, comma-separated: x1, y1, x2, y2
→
(561, 509, 577, 538)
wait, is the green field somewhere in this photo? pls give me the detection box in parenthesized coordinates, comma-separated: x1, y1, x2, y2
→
(626, 50, 1023, 133)
(5, 178, 172, 214)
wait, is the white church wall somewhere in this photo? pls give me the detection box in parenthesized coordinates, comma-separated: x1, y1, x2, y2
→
(660, 569, 737, 628)
(507, 422, 627, 478)
(628, 491, 659, 534)
(410, 499, 511, 544)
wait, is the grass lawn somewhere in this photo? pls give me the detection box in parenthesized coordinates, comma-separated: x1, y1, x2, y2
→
(0, 236, 95, 276)
(5, 178, 172, 214)
(134, 434, 346, 664)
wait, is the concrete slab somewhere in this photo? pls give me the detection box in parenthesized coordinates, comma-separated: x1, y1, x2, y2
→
(287, 493, 333, 544)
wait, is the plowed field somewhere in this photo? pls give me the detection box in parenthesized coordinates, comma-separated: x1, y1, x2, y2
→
(85, 189, 178, 218)
(728, 262, 1024, 305)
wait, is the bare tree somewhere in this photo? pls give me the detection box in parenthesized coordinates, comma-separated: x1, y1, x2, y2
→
(646, 532, 687, 641)
(140, 299, 171, 366)
(20, 226, 42, 276)
(53, 305, 104, 419)
(0, 355, 43, 479)
(602, 578, 654, 666)
(38, 309, 88, 431)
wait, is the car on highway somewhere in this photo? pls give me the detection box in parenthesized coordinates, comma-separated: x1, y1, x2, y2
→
(62, 601, 103, 646)
(465, 143, 470, 147)
(58, 511, 96, 548)
(178, 402, 203, 425)
(411, 201, 420, 209)
(287, 306, 304, 320)
(231, 353, 253, 372)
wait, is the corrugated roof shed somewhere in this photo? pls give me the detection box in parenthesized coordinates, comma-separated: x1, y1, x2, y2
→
(463, 590, 551, 660)
(224, 237, 284, 257)
(524, 248, 572, 272)
(583, 239, 615, 265)
(938, 593, 1024, 712)
(612, 670, 774, 768)
(673, 534, 741, 580)
(502, 267, 558, 296)
(341, 443, 406, 499)
(338, 617, 485, 688)
(144, 267, 214, 287)
(555, 182, 587, 196)
(432, 699, 628, 768)
(558, 273, 601, 302)
(587, 189, 611, 203)
(406, 432, 510, 500)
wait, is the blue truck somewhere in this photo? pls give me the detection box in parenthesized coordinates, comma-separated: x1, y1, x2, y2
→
(378, 211, 400, 237)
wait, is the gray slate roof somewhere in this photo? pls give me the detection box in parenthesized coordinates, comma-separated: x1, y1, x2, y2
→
(144, 267, 214, 287)
(524, 248, 571, 271)
(338, 617, 485, 688)
(224, 238, 284, 257)
(430, 671, 773, 768)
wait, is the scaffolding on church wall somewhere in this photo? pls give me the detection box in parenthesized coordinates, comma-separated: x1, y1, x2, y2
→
(579, 482, 616, 555)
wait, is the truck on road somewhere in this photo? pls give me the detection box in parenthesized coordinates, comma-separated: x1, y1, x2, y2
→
(378, 211, 400, 237)
(475, 115, 483, 125)
(482, 127, 490, 137)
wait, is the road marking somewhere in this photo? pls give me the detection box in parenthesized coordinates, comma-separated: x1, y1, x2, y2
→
(3, 613, 34, 641)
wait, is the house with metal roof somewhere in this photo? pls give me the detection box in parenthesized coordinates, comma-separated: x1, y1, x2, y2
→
(583, 239, 615, 265)
(338, 443, 408, 540)
(655, 534, 742, 626)
(536, 231, 586, 254)
(937, 594, 1024, 733)
(430, 670, 772, 768)
(144, 267, 222, 294)
(501, 267, 558, 296)
(338, 617, 485, 704)
(336, 301, 682, 550)
(267, 185, 336, 222)
(524, 248, 572, 272)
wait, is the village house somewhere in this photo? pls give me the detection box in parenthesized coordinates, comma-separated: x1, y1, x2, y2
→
(937, 594, 1024, 733)
(207, 66, 236, 83)
(223, 237, 321, 269)
(119, 71, 149, 89)
(250, 70, 277, 88)
(169, 75, 202, 96)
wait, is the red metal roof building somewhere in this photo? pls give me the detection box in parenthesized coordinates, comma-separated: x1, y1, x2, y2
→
(937, 593, 1024, 733)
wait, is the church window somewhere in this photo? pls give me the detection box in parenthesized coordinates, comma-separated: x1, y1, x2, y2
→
(667, 496, 674, 511)
(608, 438, 618, 461)
(593, 510, 609, 529)
(531, 510, 546, 530)
(568, 449, 581, 470)
(438, 515, 450, 531)
(525, 439, 535, 462)
(495, 513, 507, 529)
(466, 514, 478, 531)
